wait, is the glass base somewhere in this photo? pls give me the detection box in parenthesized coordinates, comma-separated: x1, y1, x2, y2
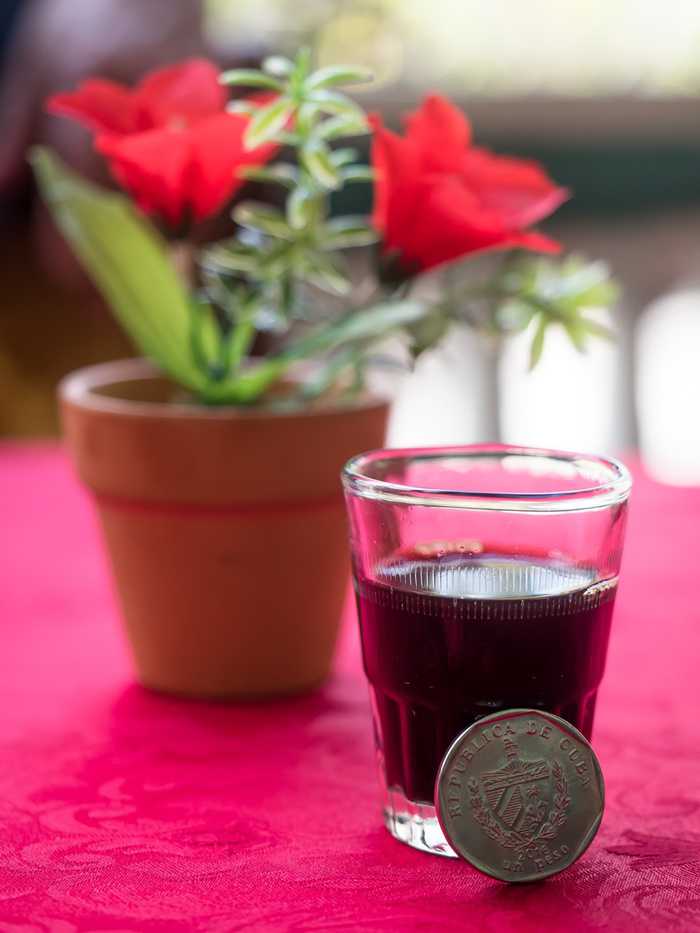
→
(382, 785, 457, 857)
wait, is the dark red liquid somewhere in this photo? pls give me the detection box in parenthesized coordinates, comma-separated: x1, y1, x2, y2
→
(355, 553, 617, 804)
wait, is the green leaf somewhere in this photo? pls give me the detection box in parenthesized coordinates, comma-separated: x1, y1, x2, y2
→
(219, 69, 283, 90)
(552, 257, 618, 310)
(579, 317, 615, 341)
(233, 202, 293, 239)
(292, 47, 312, 86)
(300, 347, 363, 400)
(201, 240, 293, 290)
(572, 280, 618, 313)
(287, 185, 316, 230)
(490, 254, 619, 359)
(258, 241, 293, 277)
(529, 316, 548, 370)
(320, 216, 378, 249)
(287, 300, 426, 358)
(527, 255, 618, 317)
(407, 306, 451, 354)
(226, 100, 258, 116)
(203, 358, 287, 405)
(563, 318, 588, 353)
(340, 165, 375, 183)
(275, 131, 303, 146)
(244, 97, 292, 149)
(227, 308, 258, 370)
(316, 113, 369, 140)
(300, 139, 341, 189)
(278, 275, 296, 318)
(30, 147, 205, 392)
(202, 300, 427, 405)
(188, 297, 224, 374)
(330, 147, 358, 167)
(493, 298, 535, 334)
(297, 102, 323, 137)
(301, 252, 351, 294)
(263, 55, 294, 77)
(306, 65, 373, 89)
(200, 243, 261, 276)
(239, 164, 298, 187)
(501, 260, 538, 297)
(305, 90, 365, 120)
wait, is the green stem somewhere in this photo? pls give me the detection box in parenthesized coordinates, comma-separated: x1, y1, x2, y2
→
(393, 278, 414, 301)
(188, 301, 211, 377)
(228, 315, 257, 370)
(457, 282, 569, 331)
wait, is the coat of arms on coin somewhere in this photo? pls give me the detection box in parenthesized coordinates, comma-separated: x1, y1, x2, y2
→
(435, 709, 604, 882)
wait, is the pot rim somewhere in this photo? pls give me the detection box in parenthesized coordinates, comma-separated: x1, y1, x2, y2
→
(59, 358, 388, 421)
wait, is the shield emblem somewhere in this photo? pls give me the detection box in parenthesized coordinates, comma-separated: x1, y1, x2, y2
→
(479, 737, 552, 837)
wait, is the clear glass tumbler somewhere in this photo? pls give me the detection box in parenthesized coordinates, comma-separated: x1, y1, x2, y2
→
(342, 445, 631, 857)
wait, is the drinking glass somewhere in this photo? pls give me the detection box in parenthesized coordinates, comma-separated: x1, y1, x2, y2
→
(342, 445, 631, 857)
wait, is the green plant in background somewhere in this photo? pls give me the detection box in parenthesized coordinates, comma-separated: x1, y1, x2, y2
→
(32, 49, 618, 407)
(439, 254, 618, 369)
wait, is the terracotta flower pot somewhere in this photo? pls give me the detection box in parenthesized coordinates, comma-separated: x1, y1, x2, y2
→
(59, 359, 388, 698)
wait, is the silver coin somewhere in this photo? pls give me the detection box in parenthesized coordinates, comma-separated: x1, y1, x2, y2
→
(435, 709, 605, 883)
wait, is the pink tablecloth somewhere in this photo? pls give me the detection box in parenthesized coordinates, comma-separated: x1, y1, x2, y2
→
(0, 445, 699, 933)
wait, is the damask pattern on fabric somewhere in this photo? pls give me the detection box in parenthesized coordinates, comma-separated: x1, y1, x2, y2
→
(0, 447, 698, 932)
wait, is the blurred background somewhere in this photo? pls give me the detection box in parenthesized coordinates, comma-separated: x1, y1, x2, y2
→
(2, 0, 700, 482)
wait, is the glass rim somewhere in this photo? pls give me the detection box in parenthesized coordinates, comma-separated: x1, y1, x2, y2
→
(342, 444, 632, 512)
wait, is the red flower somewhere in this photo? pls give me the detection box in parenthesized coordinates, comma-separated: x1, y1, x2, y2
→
(47, 59, 275, 226)
(371, 94, 568, 275)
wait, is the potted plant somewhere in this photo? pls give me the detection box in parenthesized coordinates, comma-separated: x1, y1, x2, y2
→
(32, 52, 616, 699)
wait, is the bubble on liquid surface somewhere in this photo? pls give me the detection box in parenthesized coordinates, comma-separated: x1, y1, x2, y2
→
(376, 554, 599, 600)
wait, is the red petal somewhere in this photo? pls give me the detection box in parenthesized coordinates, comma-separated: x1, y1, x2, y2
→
(371, 98, 566, 273)
(390, 174, 562, 272)
(97, 129, 191, 226)
(510, 230, 562, 254)
(405, 94, 472, 173)
(47, 79, 140, 135)
(96, 111, 277, 226)
(186, 113, 277, 221)
(135, 59, 226, 128)
(399, 176, 496, 270)
(462, 148, 569, 228)
(369, 114, 422, 246)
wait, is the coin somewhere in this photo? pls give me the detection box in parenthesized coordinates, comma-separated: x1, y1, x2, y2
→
(435, 709, 605, 883)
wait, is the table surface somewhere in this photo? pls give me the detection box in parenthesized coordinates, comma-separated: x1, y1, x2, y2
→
(1, 445, 699, 933)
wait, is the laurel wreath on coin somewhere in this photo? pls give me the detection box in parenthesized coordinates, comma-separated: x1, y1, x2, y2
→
(467, 760, 571, 851)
